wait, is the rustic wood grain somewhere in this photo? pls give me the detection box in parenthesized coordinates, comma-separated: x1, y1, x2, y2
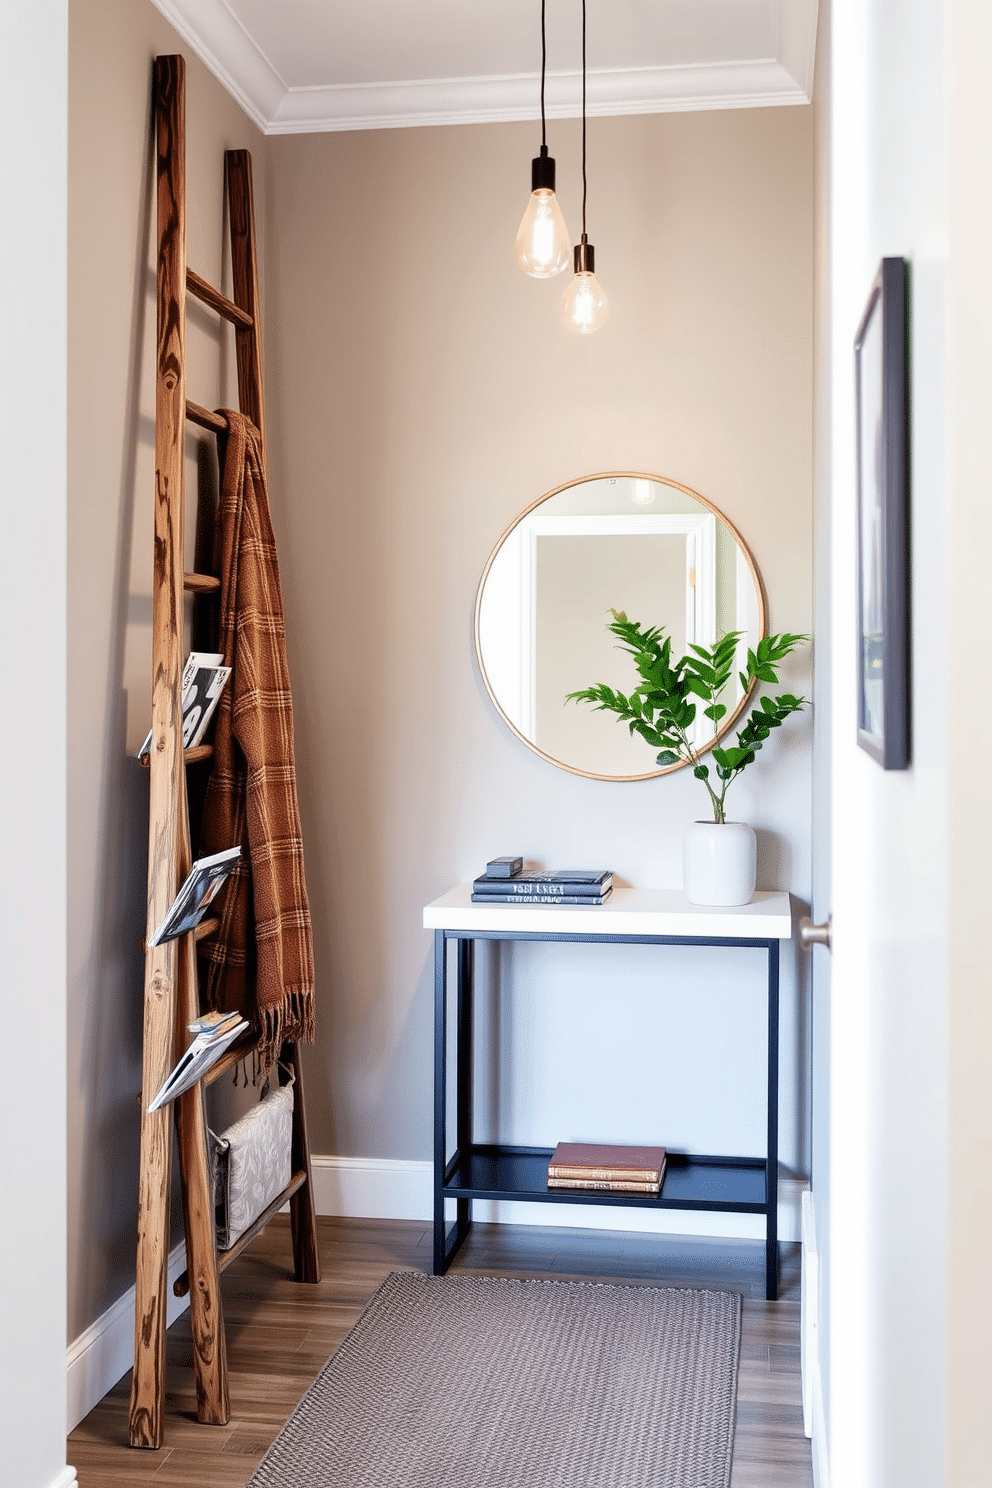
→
(182, 570, 221, 594)
(226, 151, 266, 463)
(138, 744, 213, 769)
(128, 50, 188, 1451)
(174, 781, 230, 1426)
(186, 268, 253, 328)
(185, 400, 227, 435)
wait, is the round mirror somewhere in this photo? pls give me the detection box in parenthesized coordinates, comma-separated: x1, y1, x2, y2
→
(475, 473, 766, 781)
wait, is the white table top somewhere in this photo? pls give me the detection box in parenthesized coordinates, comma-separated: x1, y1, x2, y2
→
(423, 885, 793, 940)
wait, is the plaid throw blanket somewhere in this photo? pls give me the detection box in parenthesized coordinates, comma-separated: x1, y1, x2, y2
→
(198, 411, 315, 1078)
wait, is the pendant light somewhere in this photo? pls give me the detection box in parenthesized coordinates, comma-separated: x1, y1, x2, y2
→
(514, 0, 571, 277)
(560, 0, 609, 333)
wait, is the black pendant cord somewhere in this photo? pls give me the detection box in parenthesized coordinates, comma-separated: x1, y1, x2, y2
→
(541, 0, 547, 150)
(581, 0, 587, 242)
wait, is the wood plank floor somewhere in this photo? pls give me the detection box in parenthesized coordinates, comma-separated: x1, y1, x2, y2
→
(68, 1217, 813, 1487)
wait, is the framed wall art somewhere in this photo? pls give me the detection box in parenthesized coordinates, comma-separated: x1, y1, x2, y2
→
(854, 256, 910, 769)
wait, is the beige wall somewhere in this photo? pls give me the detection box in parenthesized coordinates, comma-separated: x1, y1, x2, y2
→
(264, 110, 813, 1164)
(67, 0, 265, 1339)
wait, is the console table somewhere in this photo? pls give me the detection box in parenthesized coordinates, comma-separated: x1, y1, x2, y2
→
(423, 885, 793, 1300)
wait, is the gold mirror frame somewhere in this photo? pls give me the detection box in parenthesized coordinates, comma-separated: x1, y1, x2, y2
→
(474, 471, 768, 781)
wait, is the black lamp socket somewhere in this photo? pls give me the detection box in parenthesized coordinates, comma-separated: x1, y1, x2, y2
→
(531, 146, 557, 193)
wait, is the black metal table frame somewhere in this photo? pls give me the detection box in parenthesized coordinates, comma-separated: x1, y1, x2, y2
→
(433, 926, 781, 1300)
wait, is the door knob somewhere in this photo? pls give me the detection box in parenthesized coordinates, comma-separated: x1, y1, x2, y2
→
(799, 915, 831, 952)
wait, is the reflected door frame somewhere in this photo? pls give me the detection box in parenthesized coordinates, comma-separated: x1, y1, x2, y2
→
(517, 512, 717, 744)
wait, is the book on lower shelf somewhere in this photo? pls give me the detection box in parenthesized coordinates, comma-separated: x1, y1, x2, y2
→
(546, 1174, 662, 1193)
(547, 1142, 667, 1193)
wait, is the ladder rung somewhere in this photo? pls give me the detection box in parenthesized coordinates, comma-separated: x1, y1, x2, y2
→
(186, 400, 227, 435)
(187, 268, 253, 329)
(183, 570, 221, 593)
(172, 1170, 309, 1297)
(139, 911, 220, 956)
(139, 744, 213, 769)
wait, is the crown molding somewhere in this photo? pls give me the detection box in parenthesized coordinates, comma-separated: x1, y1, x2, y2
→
(269, 60, 810, 134)
(780, 0, 819, 103)
(149, 0, 284, 132)
(151, 0, 815, 135)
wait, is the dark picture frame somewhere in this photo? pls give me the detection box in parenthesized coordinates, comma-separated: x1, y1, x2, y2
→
(854, 257, 910, 768)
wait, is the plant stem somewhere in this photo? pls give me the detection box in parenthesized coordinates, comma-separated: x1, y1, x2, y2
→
(669, 718, 725, 824)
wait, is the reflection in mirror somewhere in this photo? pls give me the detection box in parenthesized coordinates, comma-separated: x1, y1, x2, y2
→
(475, 474, 765, 780)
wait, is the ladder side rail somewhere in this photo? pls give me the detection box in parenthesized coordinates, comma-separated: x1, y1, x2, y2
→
(174, 813, 230, 1423)
(129, 51, 189, 1451)
(156, 55, 232, 1434)
(226, 151, 267, 463)
(284, 1041, 320, 1281)
(130, 53, 230, 1446)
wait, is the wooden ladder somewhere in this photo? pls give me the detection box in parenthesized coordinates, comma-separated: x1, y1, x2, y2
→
(128, 53, 320, 1450)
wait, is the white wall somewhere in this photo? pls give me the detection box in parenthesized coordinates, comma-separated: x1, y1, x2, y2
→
(809, 0, 832, 1462)
(827, 0, 949, 1484)
(0, 7, 73, 1488)
(945, 3, 992, 1483)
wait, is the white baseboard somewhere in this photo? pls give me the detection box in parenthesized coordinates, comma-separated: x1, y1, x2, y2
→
(66, 1241, 188, 1434)
(310, 1155, 807, 1242)
(309, 1155, 435, 1220)
(802, 1189, 830, 1488)
(67, 1160, 806, 1435)
(801, 1190, 818, 1434)
(811, 1353, 829, 1488)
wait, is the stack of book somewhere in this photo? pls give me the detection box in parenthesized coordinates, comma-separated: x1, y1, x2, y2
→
(471, 859, 613, 906)
(547, 1142, 667, 1194)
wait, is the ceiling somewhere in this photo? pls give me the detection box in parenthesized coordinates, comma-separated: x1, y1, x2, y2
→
(151, 0, 818, 135)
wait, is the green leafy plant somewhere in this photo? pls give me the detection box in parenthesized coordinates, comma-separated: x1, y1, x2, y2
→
(567, 611, 809, 824)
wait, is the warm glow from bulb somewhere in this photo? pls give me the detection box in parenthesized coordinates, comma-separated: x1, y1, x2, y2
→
(560, 270, 609, 334)
(631, 479, 655, 506)
(514, 189, 571, 278)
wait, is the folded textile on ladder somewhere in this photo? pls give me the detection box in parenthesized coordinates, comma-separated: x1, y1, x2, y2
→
(198, 409, 315, 1079)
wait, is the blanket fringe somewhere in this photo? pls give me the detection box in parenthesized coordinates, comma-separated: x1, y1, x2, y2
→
(252, 989, 316, 1084)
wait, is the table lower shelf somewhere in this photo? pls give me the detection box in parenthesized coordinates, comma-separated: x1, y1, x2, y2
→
(442, 1145, 769, 1212)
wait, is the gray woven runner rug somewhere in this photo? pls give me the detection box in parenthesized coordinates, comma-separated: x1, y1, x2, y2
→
(246, 1270, 741, 1488)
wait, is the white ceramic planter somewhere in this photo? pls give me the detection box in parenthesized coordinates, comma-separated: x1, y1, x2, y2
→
(683, 821, 757, 907)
